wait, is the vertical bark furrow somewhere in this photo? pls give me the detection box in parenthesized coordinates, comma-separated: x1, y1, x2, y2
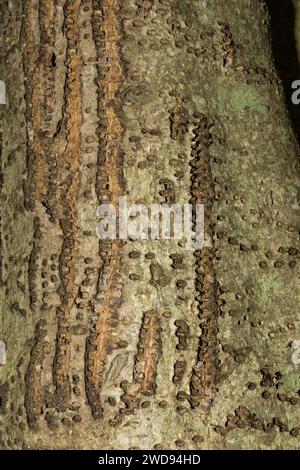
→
(173, 319, 189, 386)
(189, 114, 220, 412)
(1, 0, 300, 451)
(85, 0, 125, 420)
(22, 0, 58, 426)
(133, 310, 162, 396)
(52, 0, 82, 410)
(0, 131, 2, 290)
(21, 0, 56, 211)
(21, 0, 39, 212)
(27, 217, 41, 312)
(37, 0, 57, 214)
(24, 321, 47, 429)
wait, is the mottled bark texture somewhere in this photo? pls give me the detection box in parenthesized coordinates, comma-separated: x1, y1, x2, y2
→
(0, 0, 300, 450)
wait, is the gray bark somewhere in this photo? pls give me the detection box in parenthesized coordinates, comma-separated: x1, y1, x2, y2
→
(0, 0, 300, 450)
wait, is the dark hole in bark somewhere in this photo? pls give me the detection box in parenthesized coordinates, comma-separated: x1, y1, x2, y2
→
(0, 382, 9, 415)
(267, 0, 300, 143)
(51, 52, 57, 68)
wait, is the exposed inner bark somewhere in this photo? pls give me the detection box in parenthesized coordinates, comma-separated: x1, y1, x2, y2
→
(0, 0, 300, 450)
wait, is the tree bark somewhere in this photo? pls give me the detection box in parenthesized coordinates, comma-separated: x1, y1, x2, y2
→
(0, 0, 300, 450)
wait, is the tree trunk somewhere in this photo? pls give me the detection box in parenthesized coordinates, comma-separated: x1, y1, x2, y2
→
(0, 0, 300, 450)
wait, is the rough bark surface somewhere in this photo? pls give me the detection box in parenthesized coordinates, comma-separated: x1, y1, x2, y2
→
(0, 0, 300, 450)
